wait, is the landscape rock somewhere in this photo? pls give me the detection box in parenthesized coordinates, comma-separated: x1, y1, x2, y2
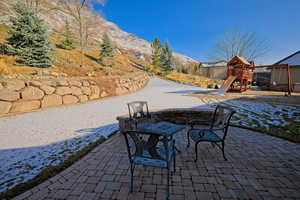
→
(41, 80, 56, 87)
(69, 80, 82, 87)
(2, 80, 25, 91)
(0, 89, 20, 101)
(50, 72, 59, 77)
(90, 85, 100, 100)
(0, 101, 12, 114)
(42, 94, 63, 108)
(63, 95, 78, 105)
(30, 81, 42, 87)
(89, 80, 97, 85)
(100, 91, 108, 98)
(78, 95, 88, 103)
(21, 86, 44, 100)
(40, 85, 55, 95)
(82, 80, 90, 87)
(57, 80, 69, 86)
(70, 86, 82, 96)
(10, 100, 40, 113)
(56, 87, 72, 95)
(81, 87, 91, 96)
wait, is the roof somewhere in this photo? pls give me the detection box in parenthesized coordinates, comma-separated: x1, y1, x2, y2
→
(227, 56, 251, 66)
(200, 60, 227, 67)
(275, 50, 300, 66)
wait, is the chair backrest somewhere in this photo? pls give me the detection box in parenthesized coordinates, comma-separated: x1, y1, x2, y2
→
(127, 101, 150, 120)
(121, 130, 169, 162)
(211, 105, 236, 140)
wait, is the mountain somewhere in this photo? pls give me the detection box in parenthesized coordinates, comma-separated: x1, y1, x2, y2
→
(0, 0, 198, 66)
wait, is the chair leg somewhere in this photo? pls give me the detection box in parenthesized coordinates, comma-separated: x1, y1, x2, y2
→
(221, 141, 227, 161)
(186, 130, 190, 148)
(173, 153, 176, 173)
(130, 164, 134, 192)
(211, 142, 216, 148)
(194, 142, 198, 162)
(167, 166, 170, 200)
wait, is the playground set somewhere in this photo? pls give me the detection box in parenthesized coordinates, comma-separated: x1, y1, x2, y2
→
(219, 56, 293, 95)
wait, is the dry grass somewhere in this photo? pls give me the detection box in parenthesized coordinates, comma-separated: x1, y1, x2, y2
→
(0, 24, 9, 43)
(0, 24, 142, 78)
(165, 72, 223, 87)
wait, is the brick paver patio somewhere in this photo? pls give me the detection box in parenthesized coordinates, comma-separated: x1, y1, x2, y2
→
(14, 127, 300, 200)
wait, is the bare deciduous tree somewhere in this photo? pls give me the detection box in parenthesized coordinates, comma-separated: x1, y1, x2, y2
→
(59, 0, 105, 67)
(209, 30, 270, 62)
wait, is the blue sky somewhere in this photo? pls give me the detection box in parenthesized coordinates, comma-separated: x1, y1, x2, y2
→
(95, 0, 300, 64)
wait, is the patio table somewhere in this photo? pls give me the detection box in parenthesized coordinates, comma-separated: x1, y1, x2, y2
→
(136, 121, 185, 157)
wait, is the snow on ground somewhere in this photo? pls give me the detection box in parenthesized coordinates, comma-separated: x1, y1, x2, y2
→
(0, 124, 118, 192)
(0, 78, 208, 192)
(1, 78, 299, 193)
(197, 97, 300, 132)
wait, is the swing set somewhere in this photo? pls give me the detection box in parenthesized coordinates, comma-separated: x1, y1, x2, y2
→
(222, 56, 293, 95)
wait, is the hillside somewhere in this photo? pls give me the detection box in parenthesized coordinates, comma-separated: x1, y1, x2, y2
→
(0, 0, 198, 68)
(0, 0, 222, 89)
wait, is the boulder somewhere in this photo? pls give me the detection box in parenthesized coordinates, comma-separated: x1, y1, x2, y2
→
(82, 80, 90, 87)
(57, 80, 69, 86)
(90, 85, 100, 100)
(29, 81, 42, 87)
(51, 72, 59, 77)
(78, 95, 88, 103)
(81, 87, 91, 96)
(56, 87, 72, 95)
(41, 80, 56, 87)
(69, 80, 82, 87)
(70, 86, 82, 96)
(2, 80, 25, 91)
(89, 80, 97, 85)
(10, 100, 40, 113)
(63, 95, 78, 105)
(0, 89, 20, 101)
(0, 101, 12, 114)
(100, 91, 108, 98)
(42, 94, 62, 108)
(21, 86, 44, 100)
(40, 85, 55, 95)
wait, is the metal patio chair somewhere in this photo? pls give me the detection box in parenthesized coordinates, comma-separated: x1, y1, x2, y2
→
(127, 101, 151, 129)
(121, 129, 176, 200)
(187, 105, 236, 161)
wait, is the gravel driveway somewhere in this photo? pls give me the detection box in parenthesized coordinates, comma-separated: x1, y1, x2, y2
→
(0, 77, 209, 192)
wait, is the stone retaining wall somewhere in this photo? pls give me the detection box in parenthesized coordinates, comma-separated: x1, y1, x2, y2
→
(0, 72, 149, 116)
(117, 108, 213, 130)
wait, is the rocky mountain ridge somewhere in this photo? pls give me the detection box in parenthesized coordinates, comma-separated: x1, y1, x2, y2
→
(0, 0, 198, 66)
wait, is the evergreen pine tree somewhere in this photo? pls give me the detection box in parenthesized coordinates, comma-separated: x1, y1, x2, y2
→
(7, 2, 53, 68)
(58, 20, 76, 50)
(98, 33, 114, 67)
(151, 38, 162, 67)
(160, 41, 174, 73)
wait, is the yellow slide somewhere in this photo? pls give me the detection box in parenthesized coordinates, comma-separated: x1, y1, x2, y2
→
(219, 75, 237, 93)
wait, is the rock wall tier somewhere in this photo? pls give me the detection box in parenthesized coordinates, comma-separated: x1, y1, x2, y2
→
(0, 72, 149, 116)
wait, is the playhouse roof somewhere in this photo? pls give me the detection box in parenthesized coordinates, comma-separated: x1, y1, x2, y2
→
(227, 56, 251, 66)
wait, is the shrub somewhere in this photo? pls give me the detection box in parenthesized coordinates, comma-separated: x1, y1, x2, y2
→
(6, 2, 53, 68)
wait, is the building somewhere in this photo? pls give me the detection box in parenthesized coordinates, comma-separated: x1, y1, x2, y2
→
(198, 61, 227, 80)
(271, 50, 300, 92)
